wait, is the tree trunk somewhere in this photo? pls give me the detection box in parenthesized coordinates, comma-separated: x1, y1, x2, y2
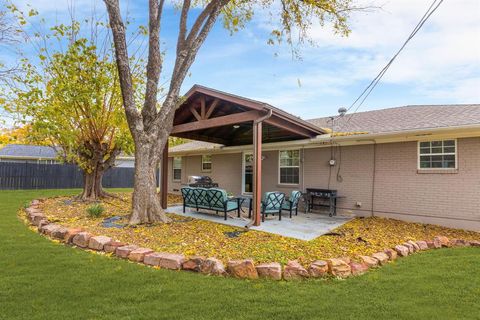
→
(129, 142, 170, 225)
(79, 166, 106, 201)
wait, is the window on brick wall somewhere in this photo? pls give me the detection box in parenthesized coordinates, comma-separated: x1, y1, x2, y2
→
(418, 140, 457, 169)
(173, 157, 182, 181)
(279, 149, 300, 184)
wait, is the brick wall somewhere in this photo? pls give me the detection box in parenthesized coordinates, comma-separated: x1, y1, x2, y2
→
(168, 137, 480, 231)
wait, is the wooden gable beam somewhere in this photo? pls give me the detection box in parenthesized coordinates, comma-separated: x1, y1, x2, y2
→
(189, 106, 202, 121)
(172, 110, 262, 134)
(264, 116, 317, 138)
(200, 96, 206, 119)
(205, 98, 219, 119)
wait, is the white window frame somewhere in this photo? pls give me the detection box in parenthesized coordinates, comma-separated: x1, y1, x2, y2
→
(172, 157, 182, 181)
(278, 149, 300, 185)
(417, 139, 457, 170)
(201, 154, 212, 172)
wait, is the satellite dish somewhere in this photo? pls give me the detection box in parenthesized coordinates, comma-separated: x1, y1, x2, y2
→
(338, 107, 347, 117)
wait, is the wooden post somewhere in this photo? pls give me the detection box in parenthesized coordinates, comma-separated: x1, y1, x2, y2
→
(160, 141, 169, 209)
(252, 121, 262, 226)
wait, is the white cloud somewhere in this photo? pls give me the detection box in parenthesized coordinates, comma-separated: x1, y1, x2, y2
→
(304, 0, 480, 98)
(243, 0, 480, 116)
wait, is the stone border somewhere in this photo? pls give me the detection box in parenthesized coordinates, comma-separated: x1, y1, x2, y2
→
(24, 199, 480, 281)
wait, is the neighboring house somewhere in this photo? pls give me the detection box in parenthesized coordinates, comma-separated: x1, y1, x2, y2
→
(166, 86, 480, 231)
(0, 144, 61, 164)
(0, 144, 135, 168)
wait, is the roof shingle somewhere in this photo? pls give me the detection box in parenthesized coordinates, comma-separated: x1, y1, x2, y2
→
(0, 144, 60, 158)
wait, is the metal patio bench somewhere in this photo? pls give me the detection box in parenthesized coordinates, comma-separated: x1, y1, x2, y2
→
(181, 187, 241, 220)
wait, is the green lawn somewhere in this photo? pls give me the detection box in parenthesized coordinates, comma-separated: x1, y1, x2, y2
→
(1, 189, 479, 320)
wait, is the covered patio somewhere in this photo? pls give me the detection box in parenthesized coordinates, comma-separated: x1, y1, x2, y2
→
(167, 205, 352, 240)
(159, 85, 348, 236)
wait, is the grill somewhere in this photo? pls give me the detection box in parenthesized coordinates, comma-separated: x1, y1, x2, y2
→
(305, 188, 340, 216)
(187, 175, 219, 188)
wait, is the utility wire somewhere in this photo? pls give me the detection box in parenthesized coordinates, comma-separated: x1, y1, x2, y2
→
(344, 0, 445, 125)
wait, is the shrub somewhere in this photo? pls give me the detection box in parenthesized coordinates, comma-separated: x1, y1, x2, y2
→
(86, 203, 105, 218)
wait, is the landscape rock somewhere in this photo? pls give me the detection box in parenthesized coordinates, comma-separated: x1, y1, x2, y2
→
(434, 236, 450, 247)
(128, 248, 154, 262)
(228, 259, 258, 279)
(182, 256, 205, 272)
(349, 262, 369, 276)
(256, 262, 282, 280)
(469, 240, 480, 247)
(403, 242, 415, 253)
(449, 239, 469, 247)
(30, 213, 45, 226)
(50, 226, 69, 240)
(36, 219, 50, 231)
(359, 255, 379, 267)
(406, 240, 420, 252)
(41, 224, 62, 236)
(283, 260, 309, 280)
(327, 258, 351, 278)
(26, 207, 42, 215)
(88, 236, 112, 251)
(64, 228, 83, 243)
(200, 257, 226, 275)
(72, 232, 92, 248)
(384, 248, 398, 260)
(426, 239, 441, 249)
(416, 240, 429, 250)
(309, 260, 329, 278)
(104, 241, 126, 253)
(371, 252, 389, 265)
(144, 252, 186, 270)
(394, 245, 409, 257)
(115, 245, 139, 258)
(31, 199, 41, 206)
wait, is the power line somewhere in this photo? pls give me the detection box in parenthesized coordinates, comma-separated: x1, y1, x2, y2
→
(344, 0, 445, 125)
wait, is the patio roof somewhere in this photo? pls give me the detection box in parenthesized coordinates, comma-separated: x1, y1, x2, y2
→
(162, 85, 325, 226)
(170, 85, 325, 146)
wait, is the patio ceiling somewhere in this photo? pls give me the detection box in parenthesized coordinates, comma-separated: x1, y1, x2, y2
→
(171, 85, 325, 146)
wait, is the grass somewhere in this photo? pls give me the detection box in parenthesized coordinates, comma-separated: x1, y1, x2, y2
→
(0, 189, 479, 320)
(40, 193, 479, 266)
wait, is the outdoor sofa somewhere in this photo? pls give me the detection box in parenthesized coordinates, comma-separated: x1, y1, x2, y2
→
(180, 187, 241, 220)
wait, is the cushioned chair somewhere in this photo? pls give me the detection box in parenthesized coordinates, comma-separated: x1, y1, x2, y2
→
(281, 190, 302, 218)
(261, 191, 286, 222)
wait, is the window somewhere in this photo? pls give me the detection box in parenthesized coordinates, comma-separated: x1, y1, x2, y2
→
(201, 155, 212, 172)
(279, 150, 300, 184)
(173, 157, 182, 181)
(419, 140, 456, 169)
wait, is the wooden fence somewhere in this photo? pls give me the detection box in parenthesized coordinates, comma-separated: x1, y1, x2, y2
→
(0, 162, 135, 190)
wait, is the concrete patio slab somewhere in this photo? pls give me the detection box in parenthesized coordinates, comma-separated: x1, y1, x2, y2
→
(166, 206, 352, 241)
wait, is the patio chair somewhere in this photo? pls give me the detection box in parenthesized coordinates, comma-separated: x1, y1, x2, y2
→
(281, 190, 302, 218)
(261, 191, 286, 222)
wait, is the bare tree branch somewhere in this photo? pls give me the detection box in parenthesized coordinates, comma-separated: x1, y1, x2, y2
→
(104, 0, 141, 136)
(141, 0, 165, 130)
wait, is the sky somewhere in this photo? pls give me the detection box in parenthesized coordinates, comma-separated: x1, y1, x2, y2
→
(1, 0, 479, 126)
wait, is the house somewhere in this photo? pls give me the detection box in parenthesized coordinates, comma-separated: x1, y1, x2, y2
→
(164, 85, 480, 231)
(0, 144, 135, 167)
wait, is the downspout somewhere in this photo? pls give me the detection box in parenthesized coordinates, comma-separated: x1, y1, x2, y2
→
(245, 108, 273, 229)
(370, 140, 377, 217)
